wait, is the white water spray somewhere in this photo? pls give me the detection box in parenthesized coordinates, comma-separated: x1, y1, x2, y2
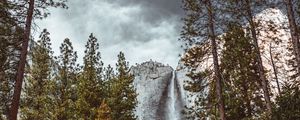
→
(166, 71, 182, 120)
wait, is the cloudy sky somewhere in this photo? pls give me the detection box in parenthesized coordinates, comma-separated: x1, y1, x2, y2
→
(34, 0, 184, 68)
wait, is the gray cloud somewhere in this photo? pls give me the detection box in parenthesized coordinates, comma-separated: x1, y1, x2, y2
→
(34, 0, 183, 68)
(108, 0, 184, 23)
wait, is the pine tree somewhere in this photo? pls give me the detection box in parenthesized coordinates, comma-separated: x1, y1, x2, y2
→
(222, 0, 273, 116)
(272, 83, 300, 120)
(180, 0, 226, 119)
(284, 0, 300, 77)
(220, 23, 264, 119)
(9, 0, 68, 119)
(104, 65, 115, 81)
(183, 69, 212, 119)
(76, 33, 104, 119)
(20, 29, 53, 120)
(100, 64, 116, 102)
(53, 38, 78, 120)
(0, 1, 23, 118)
(107, 52, 137, 120)
(181, 35, 213, 119)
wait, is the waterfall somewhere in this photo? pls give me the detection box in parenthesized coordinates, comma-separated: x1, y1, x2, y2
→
(165, 71, 183, 120)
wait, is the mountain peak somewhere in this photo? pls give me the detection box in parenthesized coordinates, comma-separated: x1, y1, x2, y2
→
(130, 60, 173, 77)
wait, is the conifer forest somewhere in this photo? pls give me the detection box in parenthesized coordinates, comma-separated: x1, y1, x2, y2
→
(1, 0, 300, 120)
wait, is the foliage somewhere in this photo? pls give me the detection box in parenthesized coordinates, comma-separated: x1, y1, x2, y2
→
(0, 1, 23, 118)
(272, 84, 300, 120)
(107, 52, 138, 120)
(76, 33, 104, 119)
(4, 0, 68, 23)
(220, 23, 265, 119)
(96, 100, 112, 120)
(180, 0, 226, 119)
(20, 29, 54, 119)
(52, 38, 79, 120)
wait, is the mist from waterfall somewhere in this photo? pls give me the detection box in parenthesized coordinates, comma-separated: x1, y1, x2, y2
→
(166, 71, 183, 120)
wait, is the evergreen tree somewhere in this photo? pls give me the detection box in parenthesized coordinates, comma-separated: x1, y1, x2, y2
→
(284, 0, 300, 77)
(180, 0, 226, 119)
(76, 33, 104, 119)
(183, 69, 212, 119)
(272, 83, 300, 120)
(102, 64, 115, 100)
(53, 38, 78, 120)
(181, 40, 213, 119)
(287, 39, 300, 82)
(222, 0, 272, 116)
(104, 65, 115, 81)
(0, 1, 23, 118)
(263, 20, 285, 96)
(279, 0, 300, 84)
(220, 24, 264, 119)
(107, 52, 137, 120)
(8, 0, 68, 119)
(20, 29, 53, 120)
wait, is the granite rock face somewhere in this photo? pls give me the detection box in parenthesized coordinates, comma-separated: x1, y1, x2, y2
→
(131, 61, 184, 120)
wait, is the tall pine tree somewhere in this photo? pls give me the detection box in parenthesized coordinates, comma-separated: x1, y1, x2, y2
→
(9, 0, 68, 119)
(272, 83, 300, 120)
(284, 0, 300, 77)
(76, 33, 104, 119)
(107, 52, 137, 120)
(180, 0, 226, 119)
(220, 23, 264, 119)
(0, 1, 23, 118)
(222, 0, 272, 116)
(20, 29, 53, 120)
(53, 38, 78, 120)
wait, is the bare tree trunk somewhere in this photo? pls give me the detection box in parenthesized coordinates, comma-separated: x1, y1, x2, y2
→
(9, 0, 35, 119)
(285, 0, 300, 75)
(207, 1, 226, 120)
(244, 0, 272, 117)
(269, 43, 281, 95)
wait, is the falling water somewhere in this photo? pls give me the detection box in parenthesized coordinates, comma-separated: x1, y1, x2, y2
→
(167, 71, 176, 120)
(165, 71, 183, 120)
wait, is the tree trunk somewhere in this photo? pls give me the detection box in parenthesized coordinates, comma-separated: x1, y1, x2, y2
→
(207, 1, 226, 120)
(269, 43, 281, 95)
(244, 0, 272, 117)
(9, 0, 35, 119)
(285, 0, 300, 75)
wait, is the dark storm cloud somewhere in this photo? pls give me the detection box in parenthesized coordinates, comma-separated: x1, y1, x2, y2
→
(108, 0, 184, 24)
(36, 0, 183, 67)
(48, 0, 184, 44)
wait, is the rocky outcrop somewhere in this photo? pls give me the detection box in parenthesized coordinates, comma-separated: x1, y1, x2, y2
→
(130, 7, 294, 120)
(131, 61, 184, 120)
